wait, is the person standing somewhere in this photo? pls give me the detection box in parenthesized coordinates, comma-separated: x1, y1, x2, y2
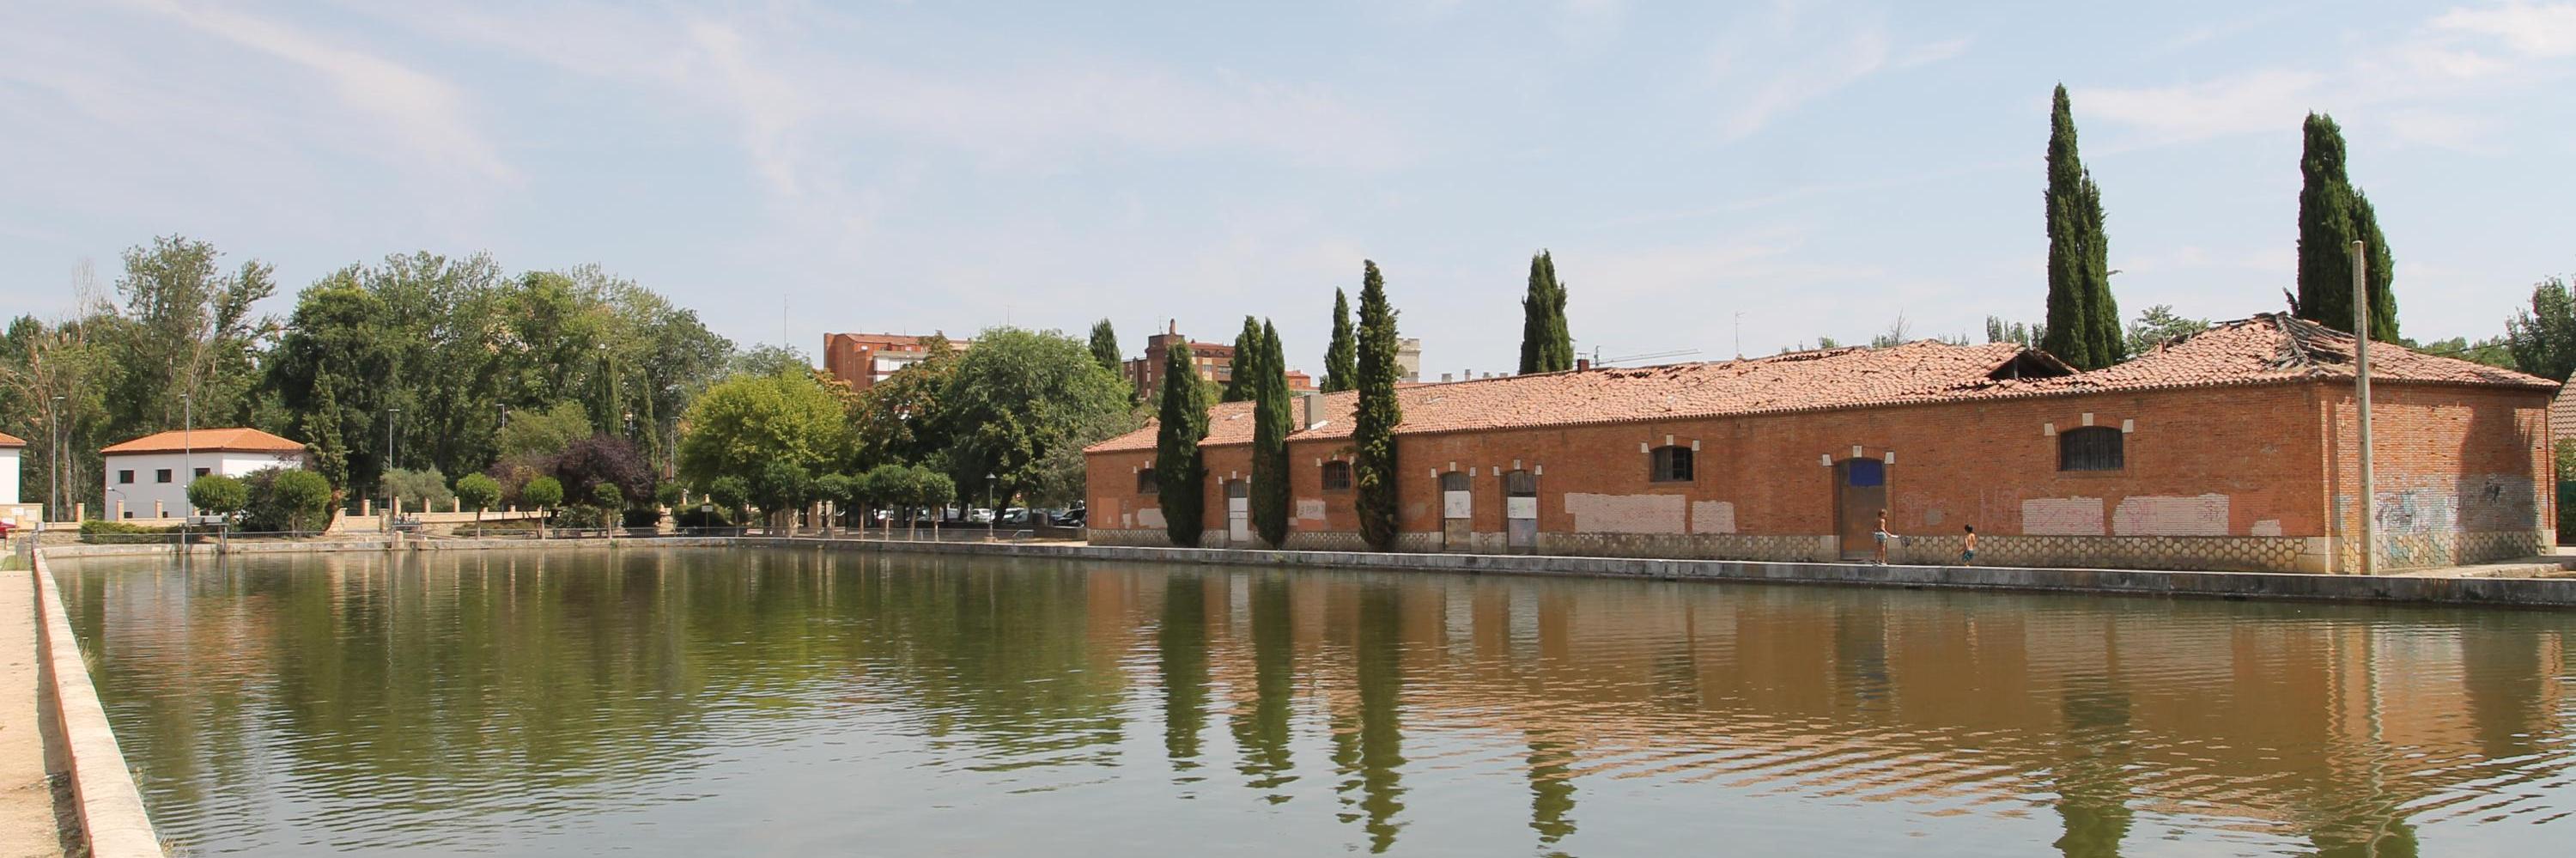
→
(1960, 525, 1978, 566)
(1874, 508, 1893, 565)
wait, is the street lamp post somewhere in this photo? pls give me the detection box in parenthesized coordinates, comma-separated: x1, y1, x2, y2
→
(986, 473, 997, 542)
(181, 392, 192, 545)
(386, 407, 399, 527)
(49, 395, 63, 524)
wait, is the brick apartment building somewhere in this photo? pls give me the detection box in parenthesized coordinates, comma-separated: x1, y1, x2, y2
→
(822, 332, 965, 391)
(1123, 320, 1327, 399)
(1084, 313, 2556, 574)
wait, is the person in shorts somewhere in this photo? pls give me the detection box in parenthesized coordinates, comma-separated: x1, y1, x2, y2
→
(1960, 525, 1978, 565)
(1873, 508, 1893, 565)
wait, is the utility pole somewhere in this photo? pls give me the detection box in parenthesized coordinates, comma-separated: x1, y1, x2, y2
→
(2352, 240, 2375, 576)
(182, 392, 192, 547)
(386, 407, 399, 527)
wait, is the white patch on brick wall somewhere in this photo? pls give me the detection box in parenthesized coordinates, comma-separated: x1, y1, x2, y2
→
(2251, 519, 2283, 537)
(1690, 500, 1738, 534)
(2112, 494, 2230, 537)
(2022, 496, 2105, 536)
(1565, 493, 1686, 534)
(1297, 499, 1326, 521)
(1138, 508, 1166, 529)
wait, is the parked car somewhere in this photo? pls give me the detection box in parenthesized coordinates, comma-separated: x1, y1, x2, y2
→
(1052, 508, 1085, 527)
(966, 508, 995, 525)
(997, 508, 1037, 526)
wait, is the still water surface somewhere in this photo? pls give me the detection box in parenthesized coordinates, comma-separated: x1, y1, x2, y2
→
(54, 548, 2576, 856)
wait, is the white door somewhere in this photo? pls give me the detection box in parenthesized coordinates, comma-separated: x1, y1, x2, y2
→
(1225, 481, 1250, 545)
(1440, 472, 1472, 552)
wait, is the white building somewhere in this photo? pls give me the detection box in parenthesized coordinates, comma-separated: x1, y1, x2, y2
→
(100, 428, 306, 520)
(0, 432, 21, 506)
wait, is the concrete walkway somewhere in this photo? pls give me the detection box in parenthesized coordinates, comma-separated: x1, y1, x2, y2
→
(0, 571, 64, 857)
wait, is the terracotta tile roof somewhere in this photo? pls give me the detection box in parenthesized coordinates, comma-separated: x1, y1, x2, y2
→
(1947, 313, 2556, 401)
(1088, 313, 2555, 456)
(1089, 339, 2051, 453)
(101, 428, 305, 455)
(0, 432, 22, 447)
(2555, 384, 2576, 446)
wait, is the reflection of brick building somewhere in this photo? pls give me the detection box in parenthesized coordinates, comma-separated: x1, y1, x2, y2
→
(1123, 321, 1319, 399)
(823, 332, 966, 391)
(1087, 313, 2557, 573)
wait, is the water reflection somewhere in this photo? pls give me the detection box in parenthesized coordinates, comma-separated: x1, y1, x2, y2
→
(55, 549, 2576, 856)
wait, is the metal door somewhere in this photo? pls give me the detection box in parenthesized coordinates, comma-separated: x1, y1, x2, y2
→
(1225, 480, 1250, 545)
(1835, 458, 1888, 560)
(1504, 470, 1538, 553)
(1440, 472, 1472, 551)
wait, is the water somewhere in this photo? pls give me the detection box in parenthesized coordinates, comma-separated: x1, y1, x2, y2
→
(52, 548, 2576, 856)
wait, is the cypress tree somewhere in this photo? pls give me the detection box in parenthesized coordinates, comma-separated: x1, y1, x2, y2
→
(1155, 341, 1211, 547)
(1518, 250, 1573, 374)
(2040, 84, 2121, 369)
(1223, 316, 1262, 403)
(1321, 289, 1357, 392)
(2296, 113, 2399, 340)
(1250, 319, 1292, 547)
(1087, 319, 1122, 378)
(1352, 261, 1404, 552)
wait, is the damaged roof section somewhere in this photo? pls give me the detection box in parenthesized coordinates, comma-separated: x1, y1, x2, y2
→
(1086, 313, 2553, 455)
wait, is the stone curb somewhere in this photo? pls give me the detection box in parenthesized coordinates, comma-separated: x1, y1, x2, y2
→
(29, 551, 162, 857)
(739, 537, 2576, 607)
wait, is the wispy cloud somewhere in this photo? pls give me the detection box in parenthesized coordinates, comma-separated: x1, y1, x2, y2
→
(1704, 4, 1965, 142)
(2434, 2, 2576, 57)
(125, 0, 509, 180)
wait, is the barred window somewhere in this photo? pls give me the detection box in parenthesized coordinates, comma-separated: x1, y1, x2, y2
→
(1649, 446, 1694, 483)
(1321, 460, 1352, 491)
(2059, 427, 2124, 472)
(1137, 468, 1158, 494)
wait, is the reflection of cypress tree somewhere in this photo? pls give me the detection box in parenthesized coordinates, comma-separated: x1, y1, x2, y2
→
(1525, 730, 1577, 847)
(1354, 584, 1408, 853)
(2051, 676, 2135, 858)
(1157, 573, 1211, 771)
(1231, 574, 1297, 798)
(2311, 820, 2418, 858)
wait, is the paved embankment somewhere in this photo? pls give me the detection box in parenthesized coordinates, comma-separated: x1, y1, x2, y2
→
(27, 554, 159, 857)
(737, 537, 2576, 607)
(0, 569, 64, 858)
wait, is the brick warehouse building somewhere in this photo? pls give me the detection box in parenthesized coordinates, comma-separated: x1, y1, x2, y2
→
(1083, 314, 2556, 574)
(822, 332, 966, 391)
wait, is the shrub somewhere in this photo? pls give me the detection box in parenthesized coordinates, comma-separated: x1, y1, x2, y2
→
(187, 474, 249, 518)
(241, 467, 336, 532)
(80, 520, 177, 545)
(383, 467, 455, 511)
(454, 473, 501, 514)
(673, 506, 732, 528)
(523, 476, 564, 511)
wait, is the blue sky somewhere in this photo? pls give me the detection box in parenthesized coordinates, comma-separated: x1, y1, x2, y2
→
(3, 1, 2573, 376)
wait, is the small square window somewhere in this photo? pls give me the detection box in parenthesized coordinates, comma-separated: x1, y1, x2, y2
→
(117, 470, 135, 484)
(1649, 446, 1694, 483)
(155, 469, 173, 484)
(1321, 461, 1353, 491)
(1137, 468, 1158, 495)
(2059, 427, 2124, 472)
(194, 467, 210, 478)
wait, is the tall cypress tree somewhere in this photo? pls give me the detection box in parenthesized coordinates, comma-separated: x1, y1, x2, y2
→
(1250, 319, 1292, 548)
(1321, 289, 1358, 392)
(1087, 319, 1122, 378)
(1518, 250, 1573, 374)
(2040, 84, 2121, 369)
(1223, 316, 1262, 403)
(2297, 114, 2399, 340)
(1352, 261, 1404, 552)
(1155, 342, 1211, 547)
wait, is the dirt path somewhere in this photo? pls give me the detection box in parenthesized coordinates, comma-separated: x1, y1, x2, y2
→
(0, 571, 64, 858)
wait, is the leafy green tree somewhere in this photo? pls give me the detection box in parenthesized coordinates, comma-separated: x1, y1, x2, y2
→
(1321, 289, 1358, 392)
(1028, 405, 1146, 508)
(522, 475, 563, 537)
(1155, 338, 1212, 546)
(1088, 319, 1123, 379)
(241, 467, 333, 533)
(1352, 260, 1406, 552)
(1223, 317, 1263, 403)
(383, 467, 455, 512)
(934, 327, 1133, 508)
(2508, 277, 2576, 381)
(1250, 319, 1293, 547)
(2412, 336, 2514, 369)
(0, 309, 114, 514)
(100, 235, 276, 436)
(591, 481, 625, 515)
(754, 459, 814, 532)
(455, 472, 501, 532)
(552, 436, 653, 513)
(2123, 305, 2210, 356)
(2295, 113, 2397, 341)
(1985, 317, 2044, 348)
(1518, 251, 1573, 374)
(497, 402, 593, 459)
(707, 475, 750, 524)
(2041, 85, 2121, 369)
(678, 370, 857, 502)
(187, 473, 248, 518)
(851, 336, 961, 468)
(862, 464, 913, 536)
(814, 472, 856, 528)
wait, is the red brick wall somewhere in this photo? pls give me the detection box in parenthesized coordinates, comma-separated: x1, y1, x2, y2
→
(2320, 382, 2553, 567)
(1086, 380, 2549, 567)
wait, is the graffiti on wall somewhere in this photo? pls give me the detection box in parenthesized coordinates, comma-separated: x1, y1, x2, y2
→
(2111, 494, 2231, 537)
(1564, 493, 1686, 534)
(2021, 496, 2105, 536)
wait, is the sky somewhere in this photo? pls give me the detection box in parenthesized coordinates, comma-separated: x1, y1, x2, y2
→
(3, 1, 2573, 378)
